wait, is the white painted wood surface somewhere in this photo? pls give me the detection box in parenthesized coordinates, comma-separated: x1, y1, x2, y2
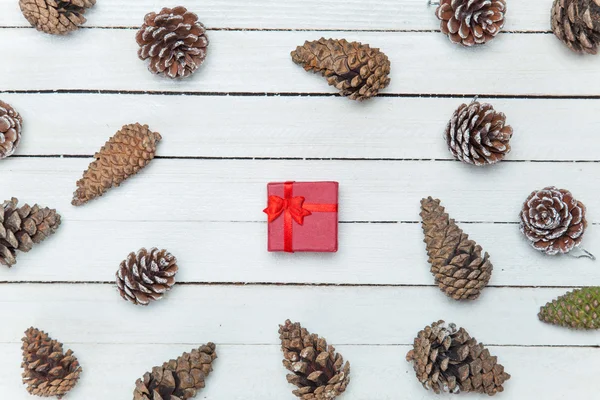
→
(0, 0, 598, 399)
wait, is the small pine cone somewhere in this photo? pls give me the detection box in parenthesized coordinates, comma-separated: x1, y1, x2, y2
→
(551, 0, 600, 54)
(520, 187, 587, 255)
(539, 287, 600, 329)
(116, 248, 178, 306)
(279, 320, 350, 400)
(291, 38, 391, 101)
(421, 197, 493, 300)
(445, 101, 513, 166)
(0, 198, 61, 267)
(136, 6, 209, 79)
(435, 0, 506, 46)
(72, 123, 162, 206)
(0, 100, 23, 160)
(22, 327, 82, 399)
(133, 343, 217, 400)
(19, 0, 96, 35)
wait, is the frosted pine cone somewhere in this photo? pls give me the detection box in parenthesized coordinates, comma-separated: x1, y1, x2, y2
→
(551, 0, 600, 54)
(291, 38, 391, 101)
(116, 248, 178, 306)
(19, 0, 96, 35)
(136, 6, 209, 79)
(0, 101, 22, 160)
(435, 0, 506, 46)
(445, 101, 513, 166)
(520, 187, 587, 255)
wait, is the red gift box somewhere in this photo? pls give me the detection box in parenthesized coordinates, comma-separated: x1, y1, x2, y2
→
(263, 181, 339, 253)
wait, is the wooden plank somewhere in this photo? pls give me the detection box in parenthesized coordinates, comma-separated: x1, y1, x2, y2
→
(0, 30, 597, 95)
(0, 0, 553, 31)
(0, 284, 595, 346)
(0, 158, 598, 223)
(3, 221, 599, 287)
(2, 93, 599, 161)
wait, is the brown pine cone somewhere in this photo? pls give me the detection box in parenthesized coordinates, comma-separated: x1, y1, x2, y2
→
(291, 38, 391, 101)
(19, 0, 96, 35)
(406, 320, 510, 396)
(0, 198, 61, 267)
(116, 248, 178, 306)
(136, 6, 209, 79)
(134, 343, 217, 400)
(421, 197, 493, 300)
(445, 101, 513, 166)
(22, 327, 82, 399)
(72, 123, 162, 206)
(0, 100, 22, 160)
(279, 319, 350, 399)
(552, 0, 600, 54)
(435, 0, 506, 46)
(520, 187, 587, 255)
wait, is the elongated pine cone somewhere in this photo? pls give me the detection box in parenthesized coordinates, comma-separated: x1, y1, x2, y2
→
(19, 0, 95, 35)
(291, 38, 391, 101)
(520, 187, 587, 255)
(539, 287, 600, 329)
(406, 321, 510, 396)
(435, 0, 506, 46)
(421, 197, 493, 300)
(72, 123, 162, 206)
(551, 0, 600, 54)
(445, 101, 512, 166)
(279, 319, 350, 400)
(1, 198, 61, 267)
(22, 327, 82, 399)
(0, 101, 23, 160)
(134, 343, 217, 400)
(136, 6, 209, 79)
(116, 248, 178, 306)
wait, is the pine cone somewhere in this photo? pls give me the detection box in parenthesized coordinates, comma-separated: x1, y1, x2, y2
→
(551, 0, 600, 54)
(421, 197, 493, 300)
(0, 198, 61, 268)
(291, 38, 391, 101)
(539, 287, 600, 329)
(519, 187, 587, 255)
(136, 6, 209, 79)
(22, 327, 82, 399)
(0, 100, 23, 160)
(279, 319, 350, 400)
(72, 123, 162, 206)
(445, 101, 513, 166)
(116, 248, 178, 306)
(134, 343, 217, 400)
(19, 0, 96, 35)
(435, 0, 506, 46)
(406, 320, 510, 396)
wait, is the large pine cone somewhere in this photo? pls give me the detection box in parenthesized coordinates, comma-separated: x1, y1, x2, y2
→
(291, 38, 391, 101)
(539, 287, 600, 329)
(134, 343, 217, 400)
(0, 198, 61, 267)
(551, 0, 600, 54)
(22, 327, 82, 399)
(435, 0, 506, 46)
(520, 187, 587, 255)
(0, 100, 23, 160)
(421, 197, 493, 300)
(116, 248, 178, 306)
(406, 321, 510, 395)
(279, 319, 350, 399)
(445, 101, 513, 166)
(136, 6, 209, 79)
(19, 0, 96, 35)
(72, 123, 162, 206)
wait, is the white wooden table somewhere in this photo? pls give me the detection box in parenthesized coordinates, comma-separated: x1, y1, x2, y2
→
(1, 1, 599, 398)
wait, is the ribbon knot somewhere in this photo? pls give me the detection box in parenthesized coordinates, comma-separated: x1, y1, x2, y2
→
(263, 195, 312, 225)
